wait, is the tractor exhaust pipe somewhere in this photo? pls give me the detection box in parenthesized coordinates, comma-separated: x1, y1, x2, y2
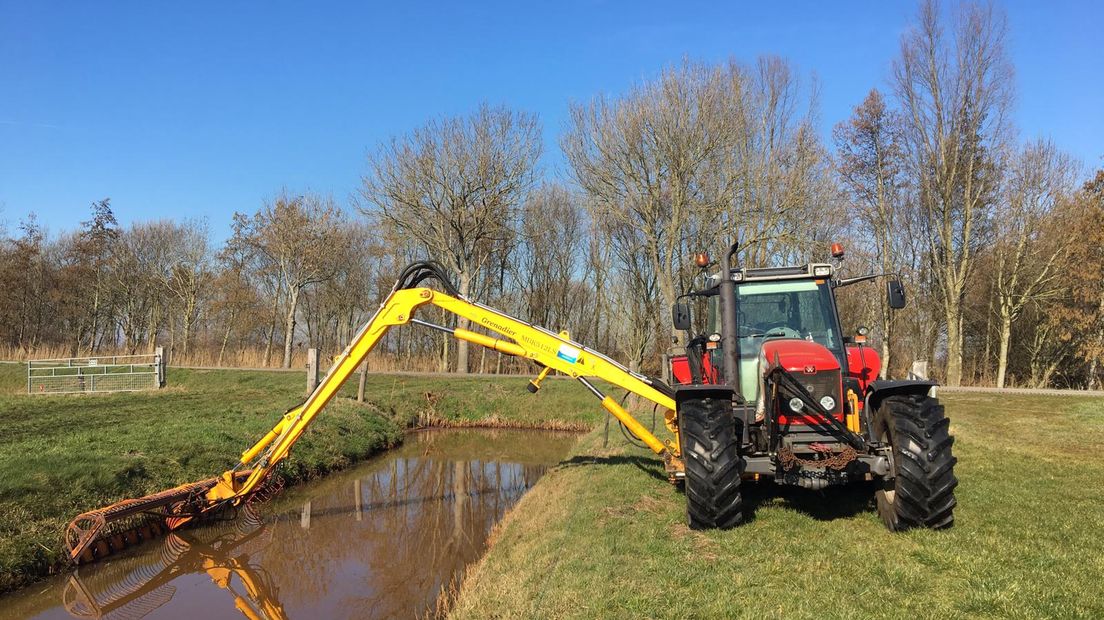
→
(717, 241, 748, 444)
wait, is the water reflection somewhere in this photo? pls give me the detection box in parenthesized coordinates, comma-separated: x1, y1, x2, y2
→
(63, 508, 283, 620)
(1, 429, 576, 620)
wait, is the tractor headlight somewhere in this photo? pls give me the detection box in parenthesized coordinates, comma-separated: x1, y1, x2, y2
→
(788, 397, 804, 412)
(813, 265, 832, 277)
(819, 396, 836, 411)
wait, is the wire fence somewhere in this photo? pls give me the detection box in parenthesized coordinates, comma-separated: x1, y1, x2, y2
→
(27, 349, 165, 395)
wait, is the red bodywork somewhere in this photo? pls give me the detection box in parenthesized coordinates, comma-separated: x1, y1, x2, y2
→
(670, 339, 847, 426)
(670, 351, 719, 385)
(760, 339, 843, 425)
(845, 344, 881, 392)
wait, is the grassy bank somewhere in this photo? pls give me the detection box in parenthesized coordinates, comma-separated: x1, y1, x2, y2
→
(0, 363, 601, 594)
(451, 392, 1104, 619)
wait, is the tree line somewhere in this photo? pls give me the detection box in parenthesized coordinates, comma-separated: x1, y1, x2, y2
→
(0, 1, 1100, 388)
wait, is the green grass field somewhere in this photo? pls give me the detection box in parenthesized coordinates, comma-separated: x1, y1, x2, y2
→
(451, 391, 1104, 619)
(0, 362, 600, 594)
(4, 361, 1103, 617)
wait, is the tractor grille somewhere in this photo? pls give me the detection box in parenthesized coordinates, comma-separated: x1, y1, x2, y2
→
(796, 369, 841, 414)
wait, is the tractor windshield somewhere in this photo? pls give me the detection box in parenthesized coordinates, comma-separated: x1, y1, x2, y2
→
(707, 278, 844, 401)
(707, 279, 844, 360)
(733, 280, 842, 358)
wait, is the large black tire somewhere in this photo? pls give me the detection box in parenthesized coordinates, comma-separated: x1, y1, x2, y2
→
(874, 394, 958, 531)
(678, 396, 743, 529)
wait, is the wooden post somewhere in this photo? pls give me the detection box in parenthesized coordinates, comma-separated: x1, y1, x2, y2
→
(357, 360, 367, 402)
(306, 348, 319, 394)
(300, 500, 311, 529)
(155, 346, 165, 387)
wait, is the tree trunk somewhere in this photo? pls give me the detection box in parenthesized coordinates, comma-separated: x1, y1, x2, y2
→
(880, 313, 892, 379)
(658, 271, 680, 348)
(87, 284, 101, 355)
(217, 309, 236, 367)
(181, 296, 196, 357)
(439, 334, 450, 373)
(982, 292, 995, 384)
(282, 286, 300, 369)
(995, 312, 1012, 388)
(1089, 291, 1104, 390)
(264, 280, 282, 367)
(455, 271, 471, 373)
(944, 298, 964, 387)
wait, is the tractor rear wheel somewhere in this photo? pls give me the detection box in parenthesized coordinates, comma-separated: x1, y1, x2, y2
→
(874, 393, 957, 531)
(678, 395, 742, 529)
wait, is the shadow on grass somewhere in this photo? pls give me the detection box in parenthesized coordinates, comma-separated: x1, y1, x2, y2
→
(559, 453, 878, 523)
(740, 480, 877, 523)
(558, 454, 670, 483)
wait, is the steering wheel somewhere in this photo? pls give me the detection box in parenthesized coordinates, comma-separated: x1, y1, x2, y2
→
(762, 326, 801, 339)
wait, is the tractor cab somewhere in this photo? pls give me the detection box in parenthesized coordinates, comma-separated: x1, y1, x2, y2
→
(718, 265, 844, 400)
(671, 256, 904, 402)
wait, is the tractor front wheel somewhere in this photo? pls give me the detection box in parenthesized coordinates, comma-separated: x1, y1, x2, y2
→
(873, 393, 958, 531)
(678, 395, 743, 529)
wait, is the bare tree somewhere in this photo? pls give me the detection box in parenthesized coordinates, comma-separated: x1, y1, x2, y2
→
(70, 200, 119, 354)
(834, 88, 908, 376)
(564, 58, 828, 350)
(893, 0, 1014, 385)
(511, 184, 587, 332)
(734, 57, 838, 267)
(162, 220, 211, 357)
(361, 104, 541, 373)
(563, 60, 739, 347)
(1048, 170, 1104, 389)
(229, 192, 342, 368)
(992, 140, 1077, 387)
(110, 223, 169, 353)
(210, 241, 263, 366)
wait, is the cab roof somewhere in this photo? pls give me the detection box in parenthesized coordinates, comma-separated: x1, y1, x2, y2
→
(707, 263, 834, 288)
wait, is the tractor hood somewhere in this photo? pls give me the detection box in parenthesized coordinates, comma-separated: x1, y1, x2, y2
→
(753, 339, 841, 422)
(759, 339, 841, 374)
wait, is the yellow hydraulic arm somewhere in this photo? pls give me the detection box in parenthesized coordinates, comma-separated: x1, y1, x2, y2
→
(201, 262, 681, 513)
(65, 262, 682, 562)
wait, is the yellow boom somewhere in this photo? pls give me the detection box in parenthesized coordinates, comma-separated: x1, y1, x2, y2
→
(66, 261, 682, 563)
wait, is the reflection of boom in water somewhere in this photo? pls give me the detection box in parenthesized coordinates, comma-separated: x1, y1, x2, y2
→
(62, 507, 286, 620)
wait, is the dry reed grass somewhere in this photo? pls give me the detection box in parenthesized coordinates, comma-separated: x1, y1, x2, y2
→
(409, 390, 592, 432)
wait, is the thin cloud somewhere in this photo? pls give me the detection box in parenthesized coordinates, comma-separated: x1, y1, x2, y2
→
(0, 120, 63, 129)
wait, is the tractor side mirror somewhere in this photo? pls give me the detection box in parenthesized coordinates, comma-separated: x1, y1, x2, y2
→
(887, 279, 907, 309)
(672, 302, 691, 331)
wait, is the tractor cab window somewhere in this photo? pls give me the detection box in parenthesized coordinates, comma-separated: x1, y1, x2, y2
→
(707, 280, 842, 359)
(734, 280, 841, 358)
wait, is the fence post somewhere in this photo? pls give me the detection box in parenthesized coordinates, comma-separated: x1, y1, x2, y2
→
(155, 346, 165, 387)
(307, 348, 319, 394)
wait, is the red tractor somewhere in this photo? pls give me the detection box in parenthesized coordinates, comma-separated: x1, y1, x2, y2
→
(668, 242, 957, 531)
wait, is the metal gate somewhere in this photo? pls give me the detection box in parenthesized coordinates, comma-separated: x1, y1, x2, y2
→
(27, 349, 165, 394)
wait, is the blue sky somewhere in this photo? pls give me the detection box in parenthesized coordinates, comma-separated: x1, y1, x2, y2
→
(1, 1, 1101, 241)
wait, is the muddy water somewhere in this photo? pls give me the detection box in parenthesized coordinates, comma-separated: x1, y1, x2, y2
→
(2, 428, 577, 620)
